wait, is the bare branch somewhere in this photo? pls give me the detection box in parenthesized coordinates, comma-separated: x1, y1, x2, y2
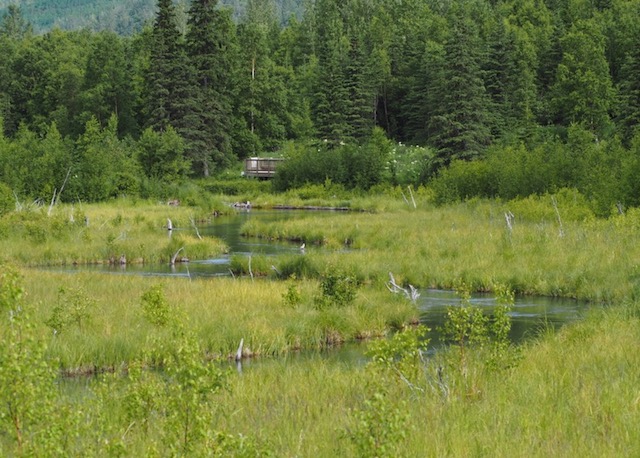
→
(189, 216, 202, 240)
(170, 246, 185, 265)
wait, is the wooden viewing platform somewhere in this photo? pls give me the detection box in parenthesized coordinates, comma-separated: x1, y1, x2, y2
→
(243, 157, 284, 179)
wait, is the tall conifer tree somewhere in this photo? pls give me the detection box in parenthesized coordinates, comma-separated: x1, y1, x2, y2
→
(427, 6, 492, 168)
(145, 0, 188, 132)
(185, 0, 236, 176)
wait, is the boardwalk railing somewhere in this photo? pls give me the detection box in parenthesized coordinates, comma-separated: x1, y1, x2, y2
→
(243, 157, 284, 178)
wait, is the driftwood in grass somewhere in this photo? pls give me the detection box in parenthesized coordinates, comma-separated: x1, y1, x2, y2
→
(386, 272, 420, 303)
(47, 167, 72, 216)
(504, 211, 514, 233)
(551, 196, 565, 237)
(189, 216, 202, 240)
(235, 338, 244, 361)
(170, 246, 185, 265)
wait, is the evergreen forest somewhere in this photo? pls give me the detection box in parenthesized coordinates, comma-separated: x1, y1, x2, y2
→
(1, 0, 640, 215)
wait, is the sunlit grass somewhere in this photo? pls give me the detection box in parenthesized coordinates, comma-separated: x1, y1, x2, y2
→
(214, 303, 640, 456)
(244, 198, 640, 302)
(3, 192, 640, 455)
(0, 199, 226, 266)
(22, 270, 415, 370)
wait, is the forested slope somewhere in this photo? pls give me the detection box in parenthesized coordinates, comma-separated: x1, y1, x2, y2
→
(0, 0, 640, 216)
(0, 0, 304, 34)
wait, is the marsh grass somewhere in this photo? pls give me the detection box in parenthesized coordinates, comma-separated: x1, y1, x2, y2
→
(3, 192, 640, 455)
(0, 199, 226, 266)
(211, 303, 640, 456)
(245, 197, 640, 302)
(21, 270, 415, 370)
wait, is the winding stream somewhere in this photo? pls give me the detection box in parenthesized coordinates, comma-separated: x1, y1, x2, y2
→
(51, 209, 589, 345)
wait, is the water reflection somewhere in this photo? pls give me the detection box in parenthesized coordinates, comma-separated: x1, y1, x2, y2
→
(417, 289, 587, 345)
(45, 210, 590, 364)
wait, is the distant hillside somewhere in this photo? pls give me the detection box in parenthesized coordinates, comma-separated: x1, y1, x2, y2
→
(0, 0, 304, 35)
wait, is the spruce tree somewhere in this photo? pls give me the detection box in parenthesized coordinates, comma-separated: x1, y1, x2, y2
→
(617, 30, 640, 144)
(312, 0, 350, 144)
(427, 6, 492, 168)
(549, 18, 615, 138)
(185, 0, 236, 176)
(145, 0, 187, 132)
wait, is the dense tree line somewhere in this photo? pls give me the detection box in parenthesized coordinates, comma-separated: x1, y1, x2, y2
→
(0, 0, 640, 211)
(0, 0, 305, 34)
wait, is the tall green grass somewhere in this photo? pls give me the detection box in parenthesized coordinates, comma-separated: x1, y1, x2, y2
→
(0, 199, 227, 265)
(243, 195, 640, 302)
(212, 303, 640, 456)
(22, 270, 415, 370)
(2, 191, 640, 455)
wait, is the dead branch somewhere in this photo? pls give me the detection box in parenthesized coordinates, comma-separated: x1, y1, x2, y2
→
(551, 196, 565, 237)
(170, 246, 185, 265)
(386, 272, 420, 303)
(408, 185, 417, 209)
(189, 216, 202, 240)
(235, 338, 244, 361)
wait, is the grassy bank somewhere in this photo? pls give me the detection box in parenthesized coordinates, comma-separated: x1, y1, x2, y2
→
(20, 270, 414, 370)
(2, 192, 640, 455)
(5, 293, 637, 456)
(242, 194, 640, 302)
(0, 199, 227, 265)
(214, 303, 640, 456)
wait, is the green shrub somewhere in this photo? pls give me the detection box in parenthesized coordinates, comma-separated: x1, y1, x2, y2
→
(0, 182, 14, 216)
(430, 159, 496, 205)
(140, 284, 172, 327)
(315, 267, 359, 309)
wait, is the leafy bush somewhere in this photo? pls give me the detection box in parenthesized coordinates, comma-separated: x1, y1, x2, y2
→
(315, 267, 359, 309)
(46, 286, 96, 333)
(140, 285, 172, 327)
(0, 182, 14, 216)
(430, 159, 496, 205)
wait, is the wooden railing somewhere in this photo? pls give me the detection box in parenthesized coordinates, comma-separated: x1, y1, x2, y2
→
(243, 157, 284, 178)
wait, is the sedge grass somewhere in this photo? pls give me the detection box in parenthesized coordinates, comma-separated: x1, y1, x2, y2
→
(0, 199, 227, 266)
(3, 193, 640, 455)
(208, 302, 640, 457)
(243, 198, 640, 302)
(20, 269, 416, 370)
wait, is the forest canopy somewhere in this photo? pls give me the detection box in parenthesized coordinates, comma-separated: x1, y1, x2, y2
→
(0, 0, 639, 215)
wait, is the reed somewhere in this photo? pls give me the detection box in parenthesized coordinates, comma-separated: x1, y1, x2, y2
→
(21, 269, 415, 370)
(242, 197, 640, 302)
(0, 199, 227, 266)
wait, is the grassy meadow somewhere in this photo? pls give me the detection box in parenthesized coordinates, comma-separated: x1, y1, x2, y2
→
(1, 191, 640, 456)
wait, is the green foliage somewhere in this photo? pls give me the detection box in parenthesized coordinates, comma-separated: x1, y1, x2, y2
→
(140, 284, 172, 327)
(0, 182, 16, 216)
(347, 326, 429, 456)
(347, 390, 409, 458)
(137, 126, 191, 182)
(281, 278, 302, 308)
(274, 132, 392, 192)
(315, 267, 359, 309)
(440, 283, 520, 376)
(488, 284, 518, 370)
(45, 285, 96, 333)
(161, 330, 227, 454)
(367, 325, 430, 380)
(0, 268, 67, 455)
(386, 143, 435, 186)
(440, 287, 489, 371)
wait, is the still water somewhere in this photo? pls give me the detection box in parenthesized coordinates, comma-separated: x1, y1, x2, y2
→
(52, 209, 589, 347)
